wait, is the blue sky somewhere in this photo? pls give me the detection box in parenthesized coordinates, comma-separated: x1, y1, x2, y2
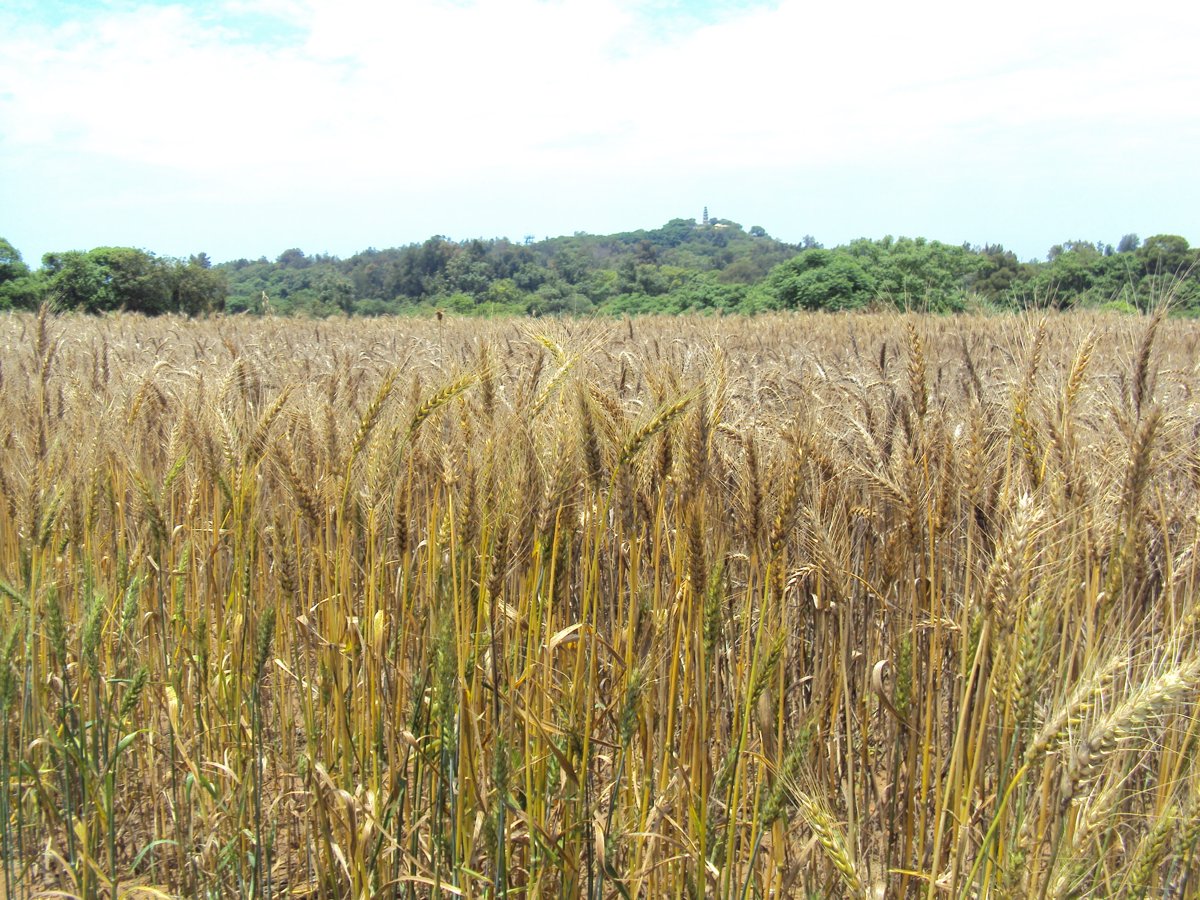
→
(2, 0, 1197, 265)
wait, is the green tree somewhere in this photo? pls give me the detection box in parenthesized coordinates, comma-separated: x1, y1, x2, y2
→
(442, 252, 492, 298)
(171, 255, 227, 315)
(0, 239, 42, 310)
(480, 278, 527, 314)
(551, 247, 589, 285)
(1025, 243, 1103, 307)
(316, 272, 355, 314)
(766, 250, 876, 310)
(277, 248, 310, 269)
(0, 238, 30, 285)
(90, 247, 173, 314)
(44, 251, 117, 312)
(658, 218, 696, 247)
(40, 247, 224, 315)
(1137, 235, 1192, 274)
(718, 257, 765, 284)
(967, 245, 1024, 302)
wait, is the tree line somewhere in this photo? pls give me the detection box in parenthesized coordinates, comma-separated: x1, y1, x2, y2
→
(0, 240, 226, 315)
(2, 221, 1196, 317)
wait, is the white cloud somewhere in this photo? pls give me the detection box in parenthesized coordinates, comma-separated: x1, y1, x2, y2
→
(1, 0, 1197, 259)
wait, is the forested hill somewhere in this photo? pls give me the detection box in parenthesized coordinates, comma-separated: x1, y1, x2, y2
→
(221, 218, 804, 316)
(1, 220, 1197, 316)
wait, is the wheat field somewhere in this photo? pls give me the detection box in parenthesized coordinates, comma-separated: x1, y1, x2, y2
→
(2, 308, 1200, 898)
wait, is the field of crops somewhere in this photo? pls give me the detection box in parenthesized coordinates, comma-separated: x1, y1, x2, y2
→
(2, 308, 1199, 898)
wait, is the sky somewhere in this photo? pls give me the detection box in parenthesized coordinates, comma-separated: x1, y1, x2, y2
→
(1, 0, 1197, 265)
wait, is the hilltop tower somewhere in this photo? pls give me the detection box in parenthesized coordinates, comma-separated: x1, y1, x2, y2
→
(702, 206, 709, 226)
